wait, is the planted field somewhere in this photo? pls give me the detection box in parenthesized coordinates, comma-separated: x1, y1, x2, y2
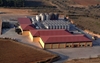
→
(0, 38, 58, 63)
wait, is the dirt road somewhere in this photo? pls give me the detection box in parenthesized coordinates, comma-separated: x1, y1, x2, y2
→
(65, 57, 100, 63)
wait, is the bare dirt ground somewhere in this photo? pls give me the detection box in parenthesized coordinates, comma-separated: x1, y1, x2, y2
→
(65, 57, 100, 63)
(73, 0, 100, 6)
(84, 30, 100, 38)
(0, 38, 58, 63)
(0, 8, 37, 15)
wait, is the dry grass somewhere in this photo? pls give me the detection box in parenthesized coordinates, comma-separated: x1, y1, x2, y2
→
(73, 0, 100, 6)
(72, 17, 100, 34)
(65, 58, 100, 63)
(0, 8, 37, 15)
(0, 38, 58, 63)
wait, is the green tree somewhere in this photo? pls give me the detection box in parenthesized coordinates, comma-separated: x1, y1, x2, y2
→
(0, 0, 3, 6)
(1, 0, 25, 7)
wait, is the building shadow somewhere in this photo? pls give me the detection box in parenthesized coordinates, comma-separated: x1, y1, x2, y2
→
(1, 23, 15, 34)
(1, 28, 11, 34)
(92, 38, 100, 46)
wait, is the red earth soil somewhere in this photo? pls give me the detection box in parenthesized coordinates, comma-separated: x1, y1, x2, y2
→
(0, 39, 58, 63)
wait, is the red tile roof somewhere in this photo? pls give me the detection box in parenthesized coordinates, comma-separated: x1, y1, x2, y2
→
(39, 29, 71, 36)
(30, 30, 40, 36)
(41, 35, 92, 44)
(20, 24, 35, 30)
(18, 18, 36, 30)
(25, 25, 36, 30)
(29, 29, 72, 36)
(20, 24, 28, 30)
(18, 18, 31, 25)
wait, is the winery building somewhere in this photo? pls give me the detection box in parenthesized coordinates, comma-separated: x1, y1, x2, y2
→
(17, 13, 92, 49)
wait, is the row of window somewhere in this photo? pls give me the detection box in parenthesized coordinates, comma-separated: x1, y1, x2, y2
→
(66, 43, 92, 48)
(44, 42, 92, 49)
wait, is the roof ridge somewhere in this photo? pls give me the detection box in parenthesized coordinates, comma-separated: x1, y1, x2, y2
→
(41, 34, 84, 37)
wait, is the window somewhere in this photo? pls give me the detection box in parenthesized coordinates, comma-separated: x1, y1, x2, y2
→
(73, 45, 78, 47)
(70, 45, 72, 47)
(82, 45, 85, 47)
(79, 45, 81, 47)
(66, 45, 69, 47)
(87, 44, 90, 46)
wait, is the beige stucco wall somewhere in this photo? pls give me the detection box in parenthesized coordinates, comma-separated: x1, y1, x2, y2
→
(22, 31, 30, 36)
(22, 31, 33, 41)
(45, 44, 52, 49)
(43, 42, 92, 49)
(79, 42, 86, 47)
(39, 38, 45, 48)
(33, 37, 40, 42)
(59, 43, 66, 48)
(86, 42, 92, 47)
(52, 44, 59, 49)
(66, 43, 73, 47)
(28, 31, 33, 41)
(72, 43, 79, 47)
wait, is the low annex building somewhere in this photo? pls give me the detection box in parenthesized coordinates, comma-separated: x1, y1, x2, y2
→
(18, 15, 92, 49)
(41, 35, 92, 49)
